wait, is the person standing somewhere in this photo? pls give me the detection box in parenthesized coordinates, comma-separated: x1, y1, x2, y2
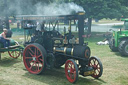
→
(36, 21, 45, 35)
(0, 28, 10, 48)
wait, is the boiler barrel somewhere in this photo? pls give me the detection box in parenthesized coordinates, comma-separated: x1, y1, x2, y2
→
(53, 45, 90, 59)
(53, 47, 73, 56)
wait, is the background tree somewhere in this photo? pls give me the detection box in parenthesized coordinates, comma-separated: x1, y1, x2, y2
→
(72, 0, 128, 34)
(119, 0, 128, 18)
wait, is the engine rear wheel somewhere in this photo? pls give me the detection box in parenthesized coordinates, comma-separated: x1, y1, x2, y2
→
(118, 40, 128, 56)
(23, 43, 47, 74)
(88, 56, 103, 79)
(65, 59, 78, 83)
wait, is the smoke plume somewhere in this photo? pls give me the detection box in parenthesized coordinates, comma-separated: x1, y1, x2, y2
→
(0, 0, 85, 16)
(35, 2, 85, 15)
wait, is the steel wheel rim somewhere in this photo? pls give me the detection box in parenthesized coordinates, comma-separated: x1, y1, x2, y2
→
(89, 57, 101, 78)
(8, 51, 20, 59)
(23, 45, 44, 74)
(65, 60, 78, 83)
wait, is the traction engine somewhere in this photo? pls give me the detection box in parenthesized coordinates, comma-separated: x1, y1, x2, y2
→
(18, 12, 103, 83)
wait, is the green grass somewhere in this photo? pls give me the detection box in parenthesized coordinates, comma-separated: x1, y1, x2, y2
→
(0, 32, 128, 85)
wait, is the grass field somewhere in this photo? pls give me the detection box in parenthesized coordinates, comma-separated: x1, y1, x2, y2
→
(0, 31, 128, 85)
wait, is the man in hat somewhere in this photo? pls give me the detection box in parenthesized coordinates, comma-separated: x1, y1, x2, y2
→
(0, 28, 10, 48)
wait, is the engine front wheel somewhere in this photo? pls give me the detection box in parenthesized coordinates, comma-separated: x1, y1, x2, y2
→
(65, 59, 78, 83)
(88, 56, 103, 79)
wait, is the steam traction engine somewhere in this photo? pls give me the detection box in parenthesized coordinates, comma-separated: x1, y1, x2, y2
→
(17, 12, 103, 83)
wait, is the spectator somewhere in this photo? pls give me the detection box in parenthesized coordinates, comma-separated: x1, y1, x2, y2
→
(0, 28, 10, 48)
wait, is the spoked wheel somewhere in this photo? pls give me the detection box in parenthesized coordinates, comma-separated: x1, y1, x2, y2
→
(8, 50, 21, 59)
(23, 43, 47, 74)
(88, 56, 103, 79)
(65, 59, 78, 83)
(8, 41, 21, 59)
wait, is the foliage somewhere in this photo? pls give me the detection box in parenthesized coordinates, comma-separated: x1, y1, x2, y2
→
(0, 0, 127, 19)
(71, 0, 126, 19)
(65, 0, 128, 34)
